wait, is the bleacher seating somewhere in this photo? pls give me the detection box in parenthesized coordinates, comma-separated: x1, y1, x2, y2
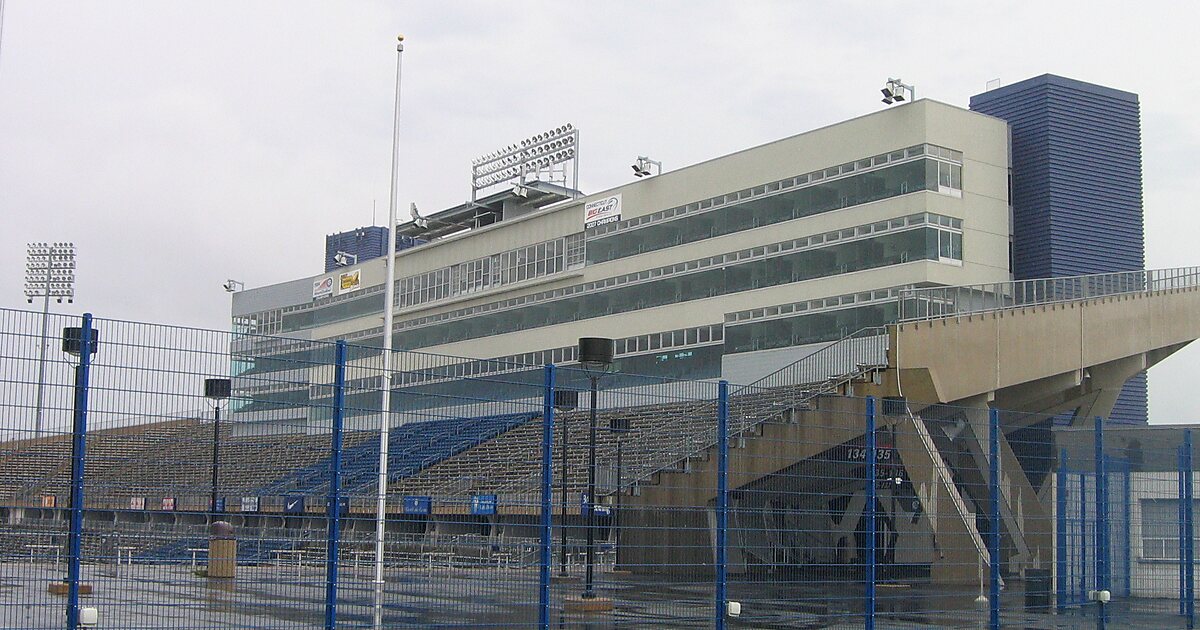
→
(0, 383, 818, 511)
(262, 412, 536, 496)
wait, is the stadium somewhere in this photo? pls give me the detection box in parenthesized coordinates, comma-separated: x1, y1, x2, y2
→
(6, 74, 1200, 628)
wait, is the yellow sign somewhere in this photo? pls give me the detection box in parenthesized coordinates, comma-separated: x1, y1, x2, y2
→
(338, 269, 361, 294)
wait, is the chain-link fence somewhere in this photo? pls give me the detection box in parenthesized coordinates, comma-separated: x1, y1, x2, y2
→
(2, 307, 1199, 628)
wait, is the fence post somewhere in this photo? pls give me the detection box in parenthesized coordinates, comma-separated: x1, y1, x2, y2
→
(715, 380, 729, 630)
(324, 340, 347, 630)
(988, 407, 1000, 630)
(1080, 464, 1088, 605)
(1057, 448, 1069, 612)
(1180, 444, 1187, 617)
(1095, 417, 1108, 630)
(1124, 459, 1132, 597)
(865, 396, 876, 630)
(1186, 430, 1195, 629)
(538, 364, 556, 630)
(66, 314, 95, 630)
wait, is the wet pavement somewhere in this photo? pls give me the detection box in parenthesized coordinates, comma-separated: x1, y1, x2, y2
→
(0, 560, 1191, 628)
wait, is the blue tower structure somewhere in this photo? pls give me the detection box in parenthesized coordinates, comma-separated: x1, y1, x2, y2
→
(971, 74, 1147, 423)
(324, 226, 425, 273)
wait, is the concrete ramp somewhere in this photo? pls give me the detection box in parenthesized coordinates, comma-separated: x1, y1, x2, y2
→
(887, 274, 1200, 421)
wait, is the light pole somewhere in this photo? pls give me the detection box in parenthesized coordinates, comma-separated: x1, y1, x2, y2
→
(374, 34, 406, 630)
(607, 416, 630, 569)
(578, 337, 614, 602)
(25, 242, 76, 438)
(553, 388, 579, 576)
(204, 378, 231, 514)
(61, 321, 97, 630)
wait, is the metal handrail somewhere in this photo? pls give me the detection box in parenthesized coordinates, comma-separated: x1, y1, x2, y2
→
(898, 266, 1200, 323)
(583, 327, 891, 492)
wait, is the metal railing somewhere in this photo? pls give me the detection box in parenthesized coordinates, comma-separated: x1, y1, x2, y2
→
(898, 266, 1200, 323)
(595, 327, 890, 492)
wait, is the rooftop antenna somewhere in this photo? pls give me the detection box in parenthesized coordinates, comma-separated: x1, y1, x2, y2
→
(372, 199, 377, 226)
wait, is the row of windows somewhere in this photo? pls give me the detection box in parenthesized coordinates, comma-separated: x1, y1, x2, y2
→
(388, 323, 725, 388)
(586, 156, 961, 265)
(586, 143, 962, 241)
(241, 343, 728, 416)
(391, 223, 957, 351)
(240, 283, 388, 338)
(234, 217, 960, 379)
(393, 212, 954, 338)
(237, 324, 728, 414)
(725, 301, 901, 354)
(238, 233, 585, 337)
(396, 233, 586, 309)
(726, 286, 909, 324)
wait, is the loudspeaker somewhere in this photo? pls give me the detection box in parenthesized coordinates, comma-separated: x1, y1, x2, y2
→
(205, 378, 232, 399)
(577, 337, 614, 366)
(61, 327, 99, 357)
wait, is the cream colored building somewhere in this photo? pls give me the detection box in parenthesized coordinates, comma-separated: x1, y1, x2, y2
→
(231, 99, 1012, 432)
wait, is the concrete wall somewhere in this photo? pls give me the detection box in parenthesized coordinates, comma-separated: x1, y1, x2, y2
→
(892, 287, 1200, 406)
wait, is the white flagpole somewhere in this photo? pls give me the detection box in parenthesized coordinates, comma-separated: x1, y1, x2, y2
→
(374, 34, 404, 629)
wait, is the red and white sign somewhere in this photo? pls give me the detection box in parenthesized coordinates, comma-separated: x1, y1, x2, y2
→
(161, 497, 176, 511)
(584, 194, 622, 229)
(312, 276, 334, 300)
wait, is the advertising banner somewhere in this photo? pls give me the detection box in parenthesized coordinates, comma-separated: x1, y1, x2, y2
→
(403, 495, 432, 515)
(130, 497, 145, 510)
(470, 494, 497, 516)
(338, 269, 361, 294)
(313, 276, 334, 300)
(241, 496, 259, 513)
(584, 194, 622, 229)
(283, 495, 305, 514)
(161, 497, 176, 511)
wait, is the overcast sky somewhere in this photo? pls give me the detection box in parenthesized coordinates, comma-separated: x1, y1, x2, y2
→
(1, 1, 1198, 423)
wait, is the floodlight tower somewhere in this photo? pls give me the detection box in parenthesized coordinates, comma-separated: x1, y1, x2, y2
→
(471, 124, 580, 201)
(25, 242, 76, 437)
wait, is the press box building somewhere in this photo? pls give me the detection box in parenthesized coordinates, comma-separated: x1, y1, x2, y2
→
(230, 75, 1144, 433)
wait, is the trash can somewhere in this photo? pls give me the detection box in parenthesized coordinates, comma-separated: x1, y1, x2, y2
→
(1025, 569, 1052, 610)
(208, 521, 237, 579)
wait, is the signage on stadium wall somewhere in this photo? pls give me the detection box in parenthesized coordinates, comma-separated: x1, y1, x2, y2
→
(583, 194, 622, 229)
(283, 495, 305, 514)
(403, 495, 431, 515)
(241, 496, 259, 513)
(470, 494, 497, 516)
(338, 269, 362, 294)
(580, 493, 611, 517)
(312, 276, 334, 300)
(162, 497, 176, 511)
(41, 495, 56, 508)
(130, 497, 145, 510)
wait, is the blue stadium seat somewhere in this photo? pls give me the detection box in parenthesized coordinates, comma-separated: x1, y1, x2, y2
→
(257, 412, 535, 497)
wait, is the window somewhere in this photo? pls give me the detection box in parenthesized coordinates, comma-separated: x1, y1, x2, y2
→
(1141, 499, 1199, 560)
(936, 229, 964, 262)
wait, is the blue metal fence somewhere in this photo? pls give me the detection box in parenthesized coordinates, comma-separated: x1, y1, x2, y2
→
(2, 307, 1200, 628)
